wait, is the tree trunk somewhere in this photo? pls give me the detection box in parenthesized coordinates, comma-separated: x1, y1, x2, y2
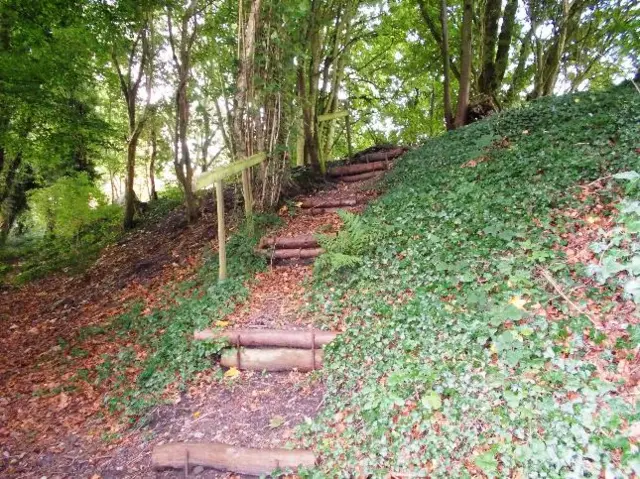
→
(478, 0, 501, 96)
(233, 0, 262, 160)
(439, 0, 454, 130)
(493, 0, 518, 89)
(177, 86, 198, 221)
(454, 0, 473, 128)
(149, 128, 158, 201)
(505, 29, 533, 104)
(123, 138, 137, 229)
(542, 0, 570, 97)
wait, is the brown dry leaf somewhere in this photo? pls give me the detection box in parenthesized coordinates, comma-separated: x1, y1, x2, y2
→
(58, 393, 69, 410)
(269, 415, 285, 429)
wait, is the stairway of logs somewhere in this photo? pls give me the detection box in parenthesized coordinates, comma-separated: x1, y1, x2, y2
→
(151, 146, 407, 477)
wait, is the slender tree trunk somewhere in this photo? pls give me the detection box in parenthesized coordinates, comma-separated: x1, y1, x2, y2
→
(149, 129, 158, 201)
(454, 0, 473, 128)
(429, 84, 436, 135)
(124, 138, 137, 229)
(542, 0, 570, 96)
(233, 0, 262, 160)
(505, 29, 533, 104)
(439, 0, 454, 130)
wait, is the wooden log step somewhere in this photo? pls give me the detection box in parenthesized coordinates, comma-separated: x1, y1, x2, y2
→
(259, 235, 319, 249)
(339, 171, 382, 183)
(328, 160, 392, 177)
(304, 206, 358, 215)
(358, 147, 405, 162)
(300, 197, 358, 208)
(194, 329, 339, 348)
(255, 247, 324, 260)
(221, 347, 324, 372)
(152, 442, 316, 475)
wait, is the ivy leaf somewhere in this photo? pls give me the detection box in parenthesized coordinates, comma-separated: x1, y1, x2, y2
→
(624, 279, 640, 303)
(613, 171, 640, 181)
(421, 391, 442, 410)
(474, 451, 498, 477)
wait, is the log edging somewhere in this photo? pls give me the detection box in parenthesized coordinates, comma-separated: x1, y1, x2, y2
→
(152, 442, 316, 475)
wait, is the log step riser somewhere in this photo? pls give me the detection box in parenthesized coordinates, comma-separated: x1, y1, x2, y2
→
(152, 442, 316, 475)
(339, 171, 383, 183)
(328, 160, 393, 178)
(256, 247, 324, 260)
(300, 198, 358, 209)
(194, 329, 338, 348)
(221, 347, 324, 372)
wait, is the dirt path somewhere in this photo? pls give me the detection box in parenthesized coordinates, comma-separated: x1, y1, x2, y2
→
(0, 168, 387, 478)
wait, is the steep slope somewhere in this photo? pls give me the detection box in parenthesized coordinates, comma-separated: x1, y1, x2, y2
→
(302, 83, 640, 477)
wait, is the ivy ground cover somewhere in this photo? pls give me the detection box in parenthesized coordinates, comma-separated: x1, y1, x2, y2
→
(301, 83, 640, 477)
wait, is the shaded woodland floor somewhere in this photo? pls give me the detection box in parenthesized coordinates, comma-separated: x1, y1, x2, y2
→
(0, 174, 382, 478)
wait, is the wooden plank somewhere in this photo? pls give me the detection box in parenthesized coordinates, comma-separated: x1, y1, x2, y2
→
(215, 180, 227, 281)
(317, 111, 348, 122)
(152, 442, 316, 475)
(195, 152, 266, 190)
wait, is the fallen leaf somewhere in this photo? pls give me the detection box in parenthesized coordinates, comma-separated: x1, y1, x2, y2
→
(269, 415, 285, 429)
(509, 295, 527, 310)
(215, 320, 230, 328)
(58, 393, 69, 410)
(224, 367, 240, 379)
(192, 411, 201, 419)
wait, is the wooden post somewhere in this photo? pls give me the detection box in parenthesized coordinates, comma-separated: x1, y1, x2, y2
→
(215, 179, 227, 281)
(241, 169, 253, 233)
(193, 152, 266, 281)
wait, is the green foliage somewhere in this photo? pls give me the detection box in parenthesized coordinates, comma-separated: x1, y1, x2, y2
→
(64, 216, 274, 423)
(314, 211, 378, 276)
(587, 172, 640, 303)
(28, 173, 107, 238)
(1, 202, 122, 284)
(299, 84, 640, 477)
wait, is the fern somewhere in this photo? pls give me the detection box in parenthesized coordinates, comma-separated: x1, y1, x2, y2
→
(315, 211, 376, 276)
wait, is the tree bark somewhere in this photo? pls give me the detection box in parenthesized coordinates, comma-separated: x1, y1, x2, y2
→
(168, 2, 199, 222)
(439, 0, 454, 130)
(493, 0, 518, 89)
(505, 29, 533, 103)
(454, 0, 473, 128)
(149, 127, 158, 201)
(478, 0, 501, 96)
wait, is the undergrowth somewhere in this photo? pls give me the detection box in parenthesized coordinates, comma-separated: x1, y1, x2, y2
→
(301, 83, 640, 477)
(59, 213, 278, 426)
(0, 189, 183, 285)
